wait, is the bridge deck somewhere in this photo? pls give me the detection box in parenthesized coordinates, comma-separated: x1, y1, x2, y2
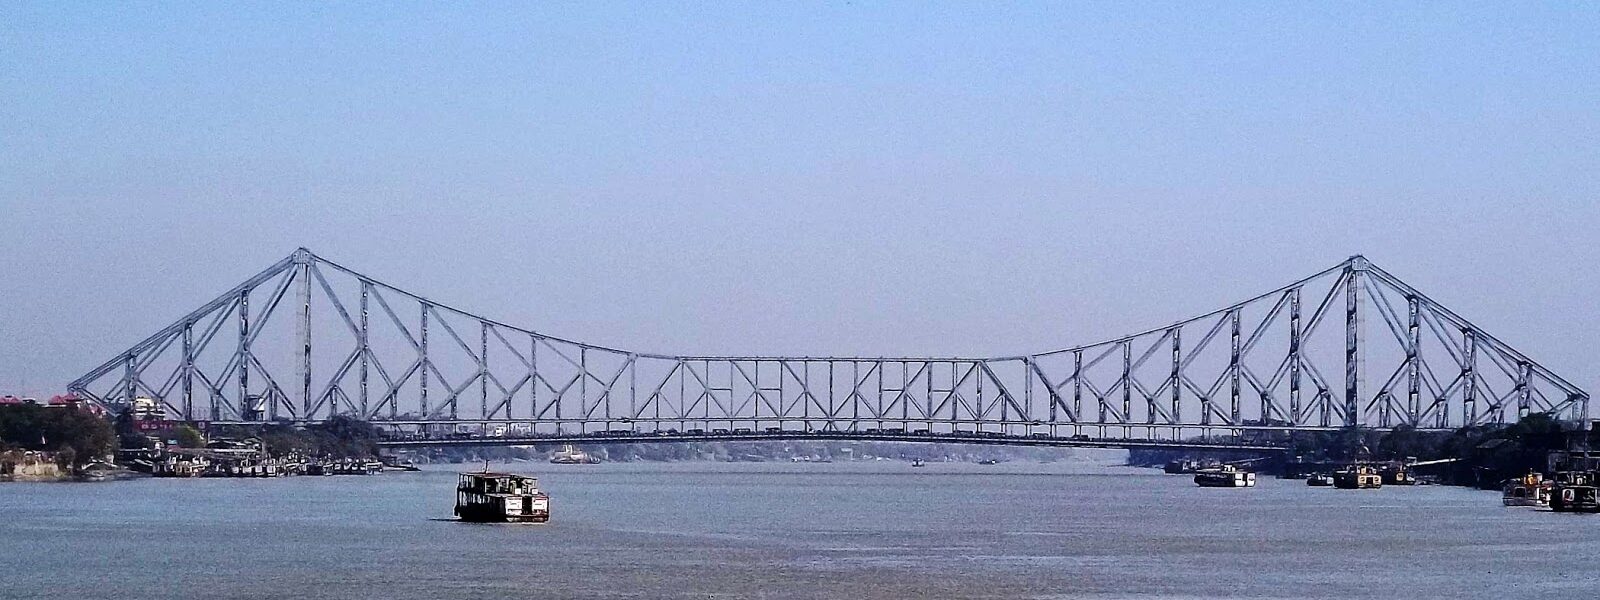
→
(376, 431, 1290, 452)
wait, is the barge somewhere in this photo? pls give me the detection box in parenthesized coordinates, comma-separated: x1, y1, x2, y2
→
(455, 471, 550, 523)
(1194, 465, 1256, 487)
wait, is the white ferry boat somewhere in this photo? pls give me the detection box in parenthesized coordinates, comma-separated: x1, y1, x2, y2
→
(455, 471, 551, 523)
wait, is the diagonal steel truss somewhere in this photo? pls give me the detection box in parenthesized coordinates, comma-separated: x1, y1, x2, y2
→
(68, 249, 1589, 438)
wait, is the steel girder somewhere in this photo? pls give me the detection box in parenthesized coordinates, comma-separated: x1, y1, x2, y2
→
(67, 249, 1590, 439)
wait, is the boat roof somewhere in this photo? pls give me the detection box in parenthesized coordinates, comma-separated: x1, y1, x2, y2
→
(460, 471, 536, 480)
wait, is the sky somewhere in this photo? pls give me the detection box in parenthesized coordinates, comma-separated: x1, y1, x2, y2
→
(1, 2, 1597, 397)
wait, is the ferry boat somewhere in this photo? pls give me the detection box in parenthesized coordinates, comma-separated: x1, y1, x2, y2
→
(1194, 465, 1256, 487)
(1333, 465, 1382, 489)
(455, 471, 550, 523)
(1501, 473, 1548, 507)
(1306, 473, 1335, 487)
(1547, 471, 1600, 513)
(549, 445, 597, 465)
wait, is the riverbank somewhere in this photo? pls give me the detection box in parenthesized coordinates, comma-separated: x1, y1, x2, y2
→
(1128, 414, 1600, 489)
(0, 403, 116, 479)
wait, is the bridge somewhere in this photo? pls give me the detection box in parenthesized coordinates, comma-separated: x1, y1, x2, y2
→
(69, 249, 1588, 450)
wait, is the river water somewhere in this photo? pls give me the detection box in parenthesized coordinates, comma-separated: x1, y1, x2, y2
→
(2, 453, 1597, 599)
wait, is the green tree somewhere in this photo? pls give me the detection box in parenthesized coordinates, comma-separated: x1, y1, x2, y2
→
(0, 404, 115, 466)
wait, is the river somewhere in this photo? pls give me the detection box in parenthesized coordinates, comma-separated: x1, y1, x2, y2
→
(2, 452, 1597, 599)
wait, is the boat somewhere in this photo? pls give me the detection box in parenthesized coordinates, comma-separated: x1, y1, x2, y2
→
(1501, 473, 1547, 507)
(1306, 473, 1335, 487)
(151, 454, 210, 477)
(77, 461, 122, 482)
(1379, 464, 1417, 486)
(455, 471, 551, 523)
(549, 445, 598, 465)
(911, 458, 926, 468)
(1547, 470, 1600, 513)
(977, 459, 998, 465)
(1194, 465, 1256, 487)
(1333, 465, 1382, 489)
(384, 459, 422, 472)
(1165, 459, 1222, 474)
(1165, 459, 1202, 474)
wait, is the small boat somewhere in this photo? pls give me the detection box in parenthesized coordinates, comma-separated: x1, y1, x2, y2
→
(1380, 464, 1417, 486)
(1502, 473, 1547, 507)
(977, 459, 999, 465)
(1165, 459, 1222, 474)
(1333, 465, 1382, 489)
(77, 461, 121, 482)
(1194, 465, 1256, 488)
(549, 445, 598, 465)
(455, 471, 550, 523)
(1547, 470, 1600, 513)
(1306, 473, 1335, 487)
(151, 454, 210, 478)
(911, 459, 926, 468)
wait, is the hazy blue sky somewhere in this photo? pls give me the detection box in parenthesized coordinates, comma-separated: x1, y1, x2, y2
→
(2, 2, 1597, 396)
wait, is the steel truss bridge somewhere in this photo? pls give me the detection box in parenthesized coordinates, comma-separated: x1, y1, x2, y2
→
(70, 249, 1588, 449)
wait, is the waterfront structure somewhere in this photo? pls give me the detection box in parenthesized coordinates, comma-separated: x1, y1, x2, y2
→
(67, 250, 1588, 448)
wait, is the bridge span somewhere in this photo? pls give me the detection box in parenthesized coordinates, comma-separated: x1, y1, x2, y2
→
(374, 429, 1290, 453)
(69, 249, 1588, 445)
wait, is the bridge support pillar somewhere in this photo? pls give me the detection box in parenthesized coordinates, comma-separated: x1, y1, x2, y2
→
(1344, 257, 1366, 428)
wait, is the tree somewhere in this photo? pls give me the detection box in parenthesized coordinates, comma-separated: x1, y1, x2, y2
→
(0, 404, 115, 466)
(170, 425, 206, 448)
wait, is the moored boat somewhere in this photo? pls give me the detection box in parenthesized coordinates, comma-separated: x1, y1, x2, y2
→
(1502, 473, 1547, 507)
(549, 445, 598, 465)
(1333, 465, 1382, 489)
(1194, 465, 1256, 487)
(1306, 473, 1335, 487)
(1380, 464, 1417, 486)
(1165, 459, 1220, 474)
(1547, 470, 1600, 513)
